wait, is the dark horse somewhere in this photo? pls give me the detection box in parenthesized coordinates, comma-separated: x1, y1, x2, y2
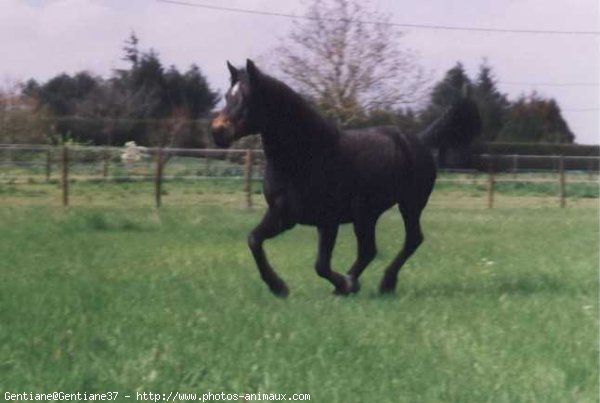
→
(211, 60, 480, 297)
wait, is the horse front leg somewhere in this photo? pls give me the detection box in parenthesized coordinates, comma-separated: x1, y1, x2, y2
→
(315, 225, 354, 295)
(248, 208, 294, 297)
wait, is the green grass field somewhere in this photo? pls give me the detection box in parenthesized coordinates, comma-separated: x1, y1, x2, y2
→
(0, 187, 598, 402)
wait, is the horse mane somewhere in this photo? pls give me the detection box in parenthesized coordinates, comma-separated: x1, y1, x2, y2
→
(253, 71, 341, 150)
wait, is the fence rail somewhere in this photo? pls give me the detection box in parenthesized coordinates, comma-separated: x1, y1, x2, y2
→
(1, 144, 598, 209)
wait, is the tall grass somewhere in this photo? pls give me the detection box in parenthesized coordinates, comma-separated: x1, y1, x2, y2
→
(0, 201, 597, 402)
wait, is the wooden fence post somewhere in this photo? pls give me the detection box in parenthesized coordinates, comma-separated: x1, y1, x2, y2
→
(244, 149, 254, 209)
(154, 147, 163, 208)
(559, 156, 566, 208)
(487, 157, 495, 209)
(205, 151, 211, 177)
(61, 145, 69, 207)
(46, 148, 52, 182)
(102, 147, 110, 179)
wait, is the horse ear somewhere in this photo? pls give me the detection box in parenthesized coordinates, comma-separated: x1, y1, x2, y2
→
(246, 59, 261, 84)
(227, 61, 238, 84)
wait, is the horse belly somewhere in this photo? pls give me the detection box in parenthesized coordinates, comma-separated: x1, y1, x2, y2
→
(287, 184, 354, 226)
(296, 187, 395, 226)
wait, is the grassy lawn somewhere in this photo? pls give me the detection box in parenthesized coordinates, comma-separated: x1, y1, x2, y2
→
(0, 188, 598, 402)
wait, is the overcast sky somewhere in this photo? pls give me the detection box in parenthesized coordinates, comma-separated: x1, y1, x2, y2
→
(1, 0, 598, 144)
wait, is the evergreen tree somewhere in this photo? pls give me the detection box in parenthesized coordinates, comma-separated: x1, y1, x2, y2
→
(419, 62, 472, 129)
(418, 63, 480, 168)
(430, 62, 472, 110)
(164, 65, 186, 111)
(183, 64, 219, 119)
(163, 64, 219, 119)
(122, 32, 140, 67)
(21, 34, 219, 146)
(498, 93, 574, 143)
(31, 72, 100, 116)
(472, 62, 509, 142)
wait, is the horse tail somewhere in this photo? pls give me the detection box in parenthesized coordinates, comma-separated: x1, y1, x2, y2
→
(417, 87, 482, 149)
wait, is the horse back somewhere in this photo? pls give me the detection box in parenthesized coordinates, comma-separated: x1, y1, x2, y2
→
(341, 126, 436, 189)
(262, 125, 436, 225)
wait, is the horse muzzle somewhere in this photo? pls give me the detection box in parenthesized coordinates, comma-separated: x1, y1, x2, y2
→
(210, 113, 234, 148)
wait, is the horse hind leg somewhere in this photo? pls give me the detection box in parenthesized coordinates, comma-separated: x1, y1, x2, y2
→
(379, 203, 424, 294)
(315, 225, 354, 295)
(346, 216, 378, 293)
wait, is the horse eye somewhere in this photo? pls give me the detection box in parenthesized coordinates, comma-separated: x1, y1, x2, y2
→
(231, 92, 244, 108)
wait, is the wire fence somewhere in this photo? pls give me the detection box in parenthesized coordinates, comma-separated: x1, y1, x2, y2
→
(1, 144, 598, 209)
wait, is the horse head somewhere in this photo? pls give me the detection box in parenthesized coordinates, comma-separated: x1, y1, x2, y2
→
(211, 59, 262, 148)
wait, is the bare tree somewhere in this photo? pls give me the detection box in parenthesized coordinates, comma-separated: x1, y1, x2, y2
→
(273, 0, 427, 125)
(75, 78, 159, 145)
(0, 79, 48, 144)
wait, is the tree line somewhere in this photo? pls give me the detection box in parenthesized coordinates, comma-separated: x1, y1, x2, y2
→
(268, 0, 575, 148)
(351, 61, 575, 145)
(0, 0, 576, 148)
(1, 34, 219, 147)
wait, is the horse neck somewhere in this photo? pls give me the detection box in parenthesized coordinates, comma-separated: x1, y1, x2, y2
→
(259, 84, 340, 170)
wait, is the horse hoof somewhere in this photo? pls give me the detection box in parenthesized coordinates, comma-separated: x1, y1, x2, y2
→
(272, 287, 289, 298)
(269, 281, 289, 298)
(379, 274, 398, 294)
(333, 275, 355, 296)
(379, 282, 396, 294)
(349, 279, 361, 294)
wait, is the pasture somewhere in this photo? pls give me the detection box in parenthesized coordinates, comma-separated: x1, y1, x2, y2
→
(0, 185, 598, 402)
